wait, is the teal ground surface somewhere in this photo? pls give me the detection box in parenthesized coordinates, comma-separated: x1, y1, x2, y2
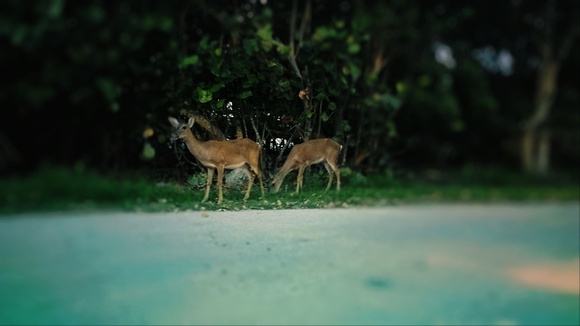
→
(0, 204, 578, 324)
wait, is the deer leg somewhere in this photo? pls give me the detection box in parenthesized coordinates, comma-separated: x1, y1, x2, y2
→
(328, 162, 341, 191)
(296, 166, 305, 194)
(241, 167, 255, 201)
(202, 168, 214, 202)
(323, 162, 334, 191)
(300, 167, 306, 191)
(249, 164, 265, 198)
(216, 165, 225, 204)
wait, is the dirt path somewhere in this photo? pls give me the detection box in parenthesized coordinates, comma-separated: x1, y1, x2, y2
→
(0, 204, 578, 324)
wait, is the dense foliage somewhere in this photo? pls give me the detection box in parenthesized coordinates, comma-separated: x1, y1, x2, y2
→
(1, 0, 578, 177)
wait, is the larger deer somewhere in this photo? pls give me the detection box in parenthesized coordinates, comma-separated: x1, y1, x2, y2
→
(169, 116, 264, 204)
(272, 138, 342, 193)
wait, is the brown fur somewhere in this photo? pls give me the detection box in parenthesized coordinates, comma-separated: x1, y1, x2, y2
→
(272, 138, 341, 193)
(169, 117, 264, 204)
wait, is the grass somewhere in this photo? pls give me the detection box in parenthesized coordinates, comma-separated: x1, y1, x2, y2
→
(0, 166, 577, 214)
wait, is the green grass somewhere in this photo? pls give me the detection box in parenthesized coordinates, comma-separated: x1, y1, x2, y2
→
(0, 166, 577, 214)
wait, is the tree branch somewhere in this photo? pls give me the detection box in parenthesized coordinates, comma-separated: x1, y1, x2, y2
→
(296, 0, 311, 57)
(186, 113, 226, 140)
(288, 0, 303, 79)
(250, 115, 263, 146)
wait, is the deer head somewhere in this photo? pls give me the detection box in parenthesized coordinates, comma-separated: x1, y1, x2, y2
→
(168, 116, 194, 142)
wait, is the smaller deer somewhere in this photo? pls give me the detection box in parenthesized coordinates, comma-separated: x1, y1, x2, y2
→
(169, 116, 264, 204)
(272, 138, 342, 193)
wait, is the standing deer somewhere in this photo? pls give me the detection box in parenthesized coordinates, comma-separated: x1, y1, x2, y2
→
(272, 138, 342, 193)
(169, 116, 264, 204)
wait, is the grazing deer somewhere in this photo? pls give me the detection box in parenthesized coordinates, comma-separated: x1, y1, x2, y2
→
(169, 116, 264, 204)
(272, 138, 342, 193)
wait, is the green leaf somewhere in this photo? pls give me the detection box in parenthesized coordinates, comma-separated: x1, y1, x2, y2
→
(199, 36, 210, 50)
(195, 88, 213, 103)
(349, 63, 361, 81)
(347, 42, 360, 54)
(267, 59, 284, 74)
(257, 24, 273, 40)
(142, 142, 156, 160)
(451, 120, 464, 132)
(274, 41, 289, 55)
(315, 93, 327, 101)
(96, 78, 121, 104)
(257, 24, 273, 51)
(209, 82, 224, 93)
(48, 0, 64, 18)
(418, 75, 431, 87)
(278, 79, 290, 90)
(386, 120, 397, 138)
(243, 39, 258, 55)
(313, 26, 337, 42)
(179, 55, 199, 68)
(85, 4, 105, 23)
(239, 90, 252, 99)
(340, 120, 351, 132)
(396, 81, 407, 94)
(385, 94, 402, 110)
(159, 16, 173, 31)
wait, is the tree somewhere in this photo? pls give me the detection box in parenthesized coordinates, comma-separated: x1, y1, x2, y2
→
(1, 0, 578, 175)
(520, 1, 579, 173)
(444, 0, 579, 173)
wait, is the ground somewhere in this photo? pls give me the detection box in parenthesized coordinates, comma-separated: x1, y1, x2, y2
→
(0, 204, 578, 324)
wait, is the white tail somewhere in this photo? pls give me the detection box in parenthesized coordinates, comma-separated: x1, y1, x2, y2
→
(272, 138, 342, 193)
(169, 116, 264, 204)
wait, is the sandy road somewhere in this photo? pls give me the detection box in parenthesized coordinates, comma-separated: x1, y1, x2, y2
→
(0, 204, 578, 324)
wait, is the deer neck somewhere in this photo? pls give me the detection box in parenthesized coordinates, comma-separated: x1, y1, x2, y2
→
(182, 131, 207, 160)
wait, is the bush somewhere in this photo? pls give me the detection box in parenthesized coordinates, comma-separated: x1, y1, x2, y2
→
(340, 167, 369, 186)
(187, 173, 207, 189)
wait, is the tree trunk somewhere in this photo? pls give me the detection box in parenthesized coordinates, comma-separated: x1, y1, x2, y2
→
(235, 125, 244, 139)
(520, 128, 535, 172)
(536, 129, 551, 174)
(520, 47, 559, 174)
(300, 87, 313, 141)
(352, 105, 365, 166)
(303, 105, 313, 141)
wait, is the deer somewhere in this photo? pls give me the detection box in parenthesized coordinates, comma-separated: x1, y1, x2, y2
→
(271, 138, 342, 193)
(168, 116, 264, 204)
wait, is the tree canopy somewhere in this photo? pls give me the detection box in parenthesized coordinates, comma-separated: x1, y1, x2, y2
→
(1, 0, 578, 175)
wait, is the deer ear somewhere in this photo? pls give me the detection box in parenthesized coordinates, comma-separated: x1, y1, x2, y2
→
(187, 117, 195, 128)
(168, 117, 179, 128)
